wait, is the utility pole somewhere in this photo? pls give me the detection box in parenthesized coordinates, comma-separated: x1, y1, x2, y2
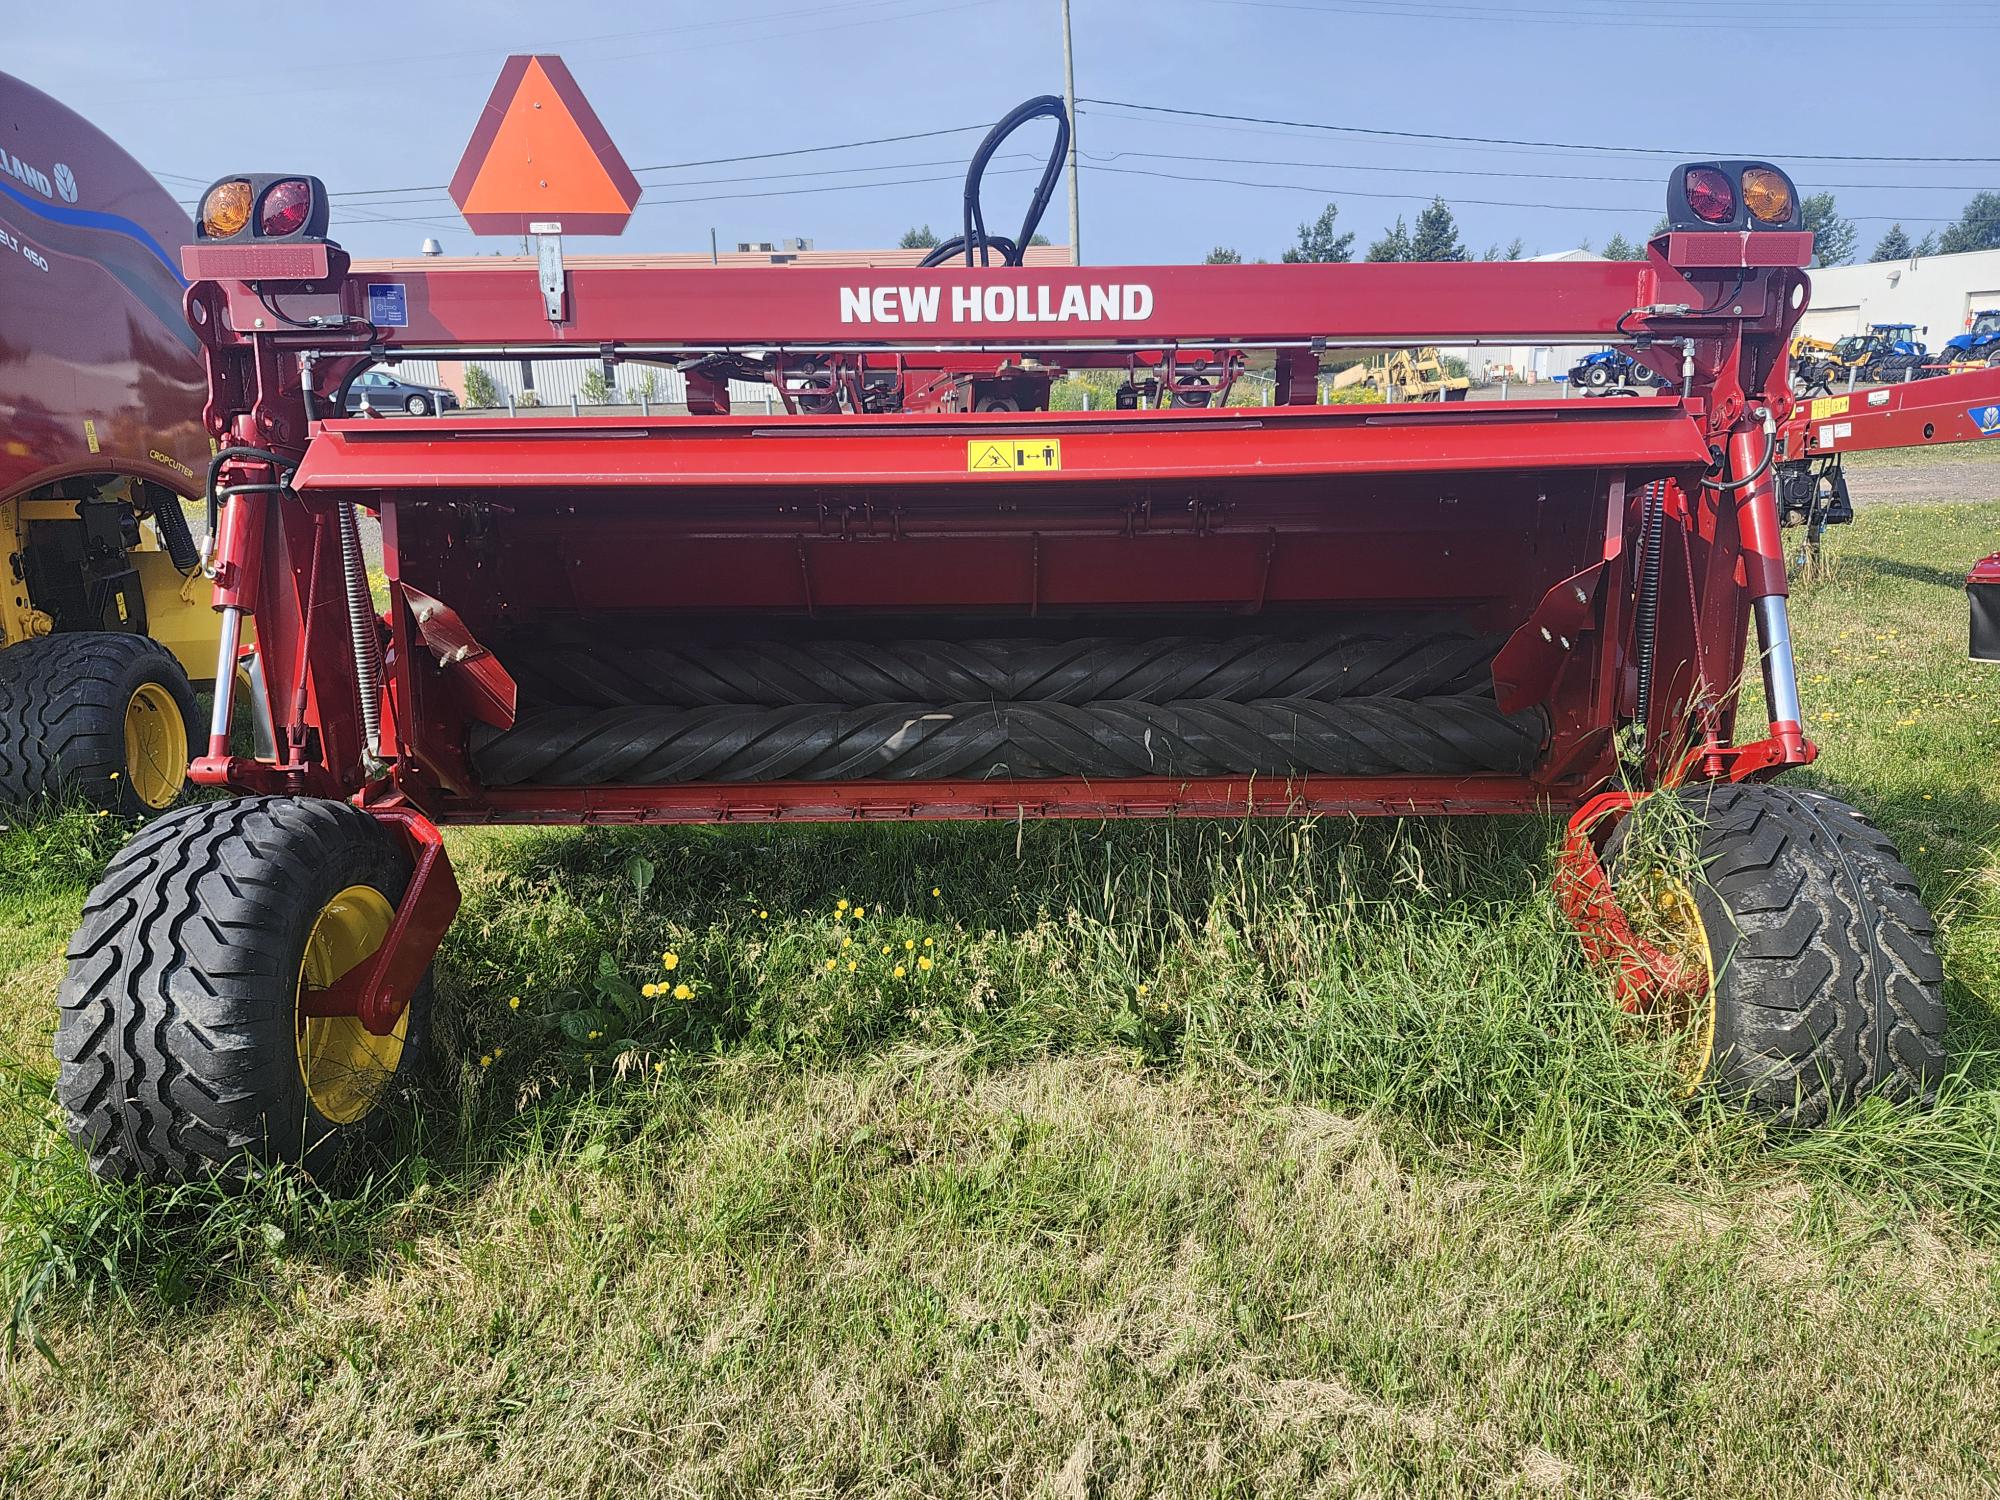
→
(1060, 0, 1080, 264)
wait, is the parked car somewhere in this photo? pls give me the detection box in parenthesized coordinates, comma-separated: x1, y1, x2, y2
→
(344, 368, 459, 416)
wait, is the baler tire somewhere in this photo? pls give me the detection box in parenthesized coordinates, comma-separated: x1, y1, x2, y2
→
(472, 694, 1546, 785)
(0, 632, 199, 817)
(55, 795, 434, 1183)
(1607, 782, 1944, 1128)
(505, 630, 1502, 710)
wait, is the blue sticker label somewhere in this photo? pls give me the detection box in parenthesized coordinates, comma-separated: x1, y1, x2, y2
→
(367, 283, 408, 328)
(1970, 404, 2000, 437)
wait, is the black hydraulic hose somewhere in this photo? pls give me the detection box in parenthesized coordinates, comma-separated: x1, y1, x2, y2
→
(919, 95, 1070, 269)
(1704, 417, 1779, 494)
(1632, 479, 1666, 741)
(204, 445, 297, 563)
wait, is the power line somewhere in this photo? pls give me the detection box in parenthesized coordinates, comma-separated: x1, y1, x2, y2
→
(1079, 98, 2000, 164)
(293, 121, 1006, 204)
(1197, 0, 2000, 31)
(341, 165, 1046, 223)
(1079, 146, 1998, 195)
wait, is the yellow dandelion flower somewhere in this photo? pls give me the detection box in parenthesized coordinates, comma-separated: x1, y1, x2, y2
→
(97, 810, 109, 817)
(662, 952, 680, 970)
(894, 964, 907, 979)
(837, 898, 850, 911)
(846, 960, 857, 972)
(923, 937, 933, 947)
(843, 937, 853, 949)
(508, 995, 521, 1010)
(654, 1061, 665, 1074)
(1137, 983, 1150, 996)
(904, 939, 915, 951)
(643, 983, 659, 998)
(588, 1029, 601, 1040)
(918, 956, 933, 972)
(672, 982, 692, 1000)
(493, 1047, 504, 1059)
(758, 910, 769, 920)
(108, 771, 119, 781)
(825, 958, 838, 971)
(881, 943, 892, 955)
(853, 905, 865, 919)
(479, 1054, 493, 1068)
(931, 886, 941, 897)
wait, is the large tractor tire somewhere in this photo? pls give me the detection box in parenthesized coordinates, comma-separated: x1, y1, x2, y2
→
(1582, 363, 1613, 389)
(56, 796, 434, 1182)
(1608, 782, 1944, 1127)
(0, 632, 199, 817)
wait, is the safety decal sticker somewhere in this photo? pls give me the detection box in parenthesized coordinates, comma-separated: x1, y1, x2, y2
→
(1808, 394, 1849, 421)
(1970, 405, 2000, 437)
(367, 283, 409, 328)
(968, 439, 1062, 472)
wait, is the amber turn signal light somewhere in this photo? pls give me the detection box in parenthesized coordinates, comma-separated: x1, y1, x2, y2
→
(200, 179, 252, 239)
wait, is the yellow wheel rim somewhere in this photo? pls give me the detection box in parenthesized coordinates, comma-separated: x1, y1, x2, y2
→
(123, 682, 187, 810)
(296, 885, 406, 1125)
(1649, 875, 1719, 1094)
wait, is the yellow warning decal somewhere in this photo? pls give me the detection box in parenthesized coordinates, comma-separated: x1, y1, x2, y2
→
(1808, 395, 1850, 421)
(968, 438, 1062, 472)
(82, 418, 99, 454)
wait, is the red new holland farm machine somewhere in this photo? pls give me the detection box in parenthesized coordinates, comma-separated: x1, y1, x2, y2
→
(57, 155, 1945, 1181)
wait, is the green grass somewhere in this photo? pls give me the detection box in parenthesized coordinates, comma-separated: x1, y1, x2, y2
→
(3, 504, 1999, 1497)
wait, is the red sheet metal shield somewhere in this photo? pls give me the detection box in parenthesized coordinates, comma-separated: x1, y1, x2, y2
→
(449, 55, 642, 236)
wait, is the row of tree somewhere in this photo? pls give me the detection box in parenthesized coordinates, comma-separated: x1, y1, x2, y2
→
(1191, 190, 2000, 269)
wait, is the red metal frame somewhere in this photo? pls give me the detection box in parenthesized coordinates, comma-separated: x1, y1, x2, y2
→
(1779, 363, 2000, 458)
(178, 216, 1820, 1028)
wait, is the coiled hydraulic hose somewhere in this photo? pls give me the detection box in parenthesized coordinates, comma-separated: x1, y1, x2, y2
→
(919, 95, 1071, 269)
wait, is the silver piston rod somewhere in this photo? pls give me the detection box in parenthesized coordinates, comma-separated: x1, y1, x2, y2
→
(1754, 594, 1803, 728)
(335, 498, 384, 763)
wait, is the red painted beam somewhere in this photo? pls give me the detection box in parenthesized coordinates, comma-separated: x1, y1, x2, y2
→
(436, 774, 1574, 825)
(295, 400, 1712, 492)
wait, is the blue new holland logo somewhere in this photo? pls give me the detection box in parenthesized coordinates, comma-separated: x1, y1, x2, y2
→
(1973, 404, 2000, 437)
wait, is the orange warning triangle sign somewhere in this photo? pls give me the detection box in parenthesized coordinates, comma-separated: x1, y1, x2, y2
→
(449, 55, 642, 236)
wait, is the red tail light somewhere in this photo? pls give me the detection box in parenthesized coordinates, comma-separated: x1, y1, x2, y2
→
(259, 179, 313, 237)
(1684, 168, 1736, 225)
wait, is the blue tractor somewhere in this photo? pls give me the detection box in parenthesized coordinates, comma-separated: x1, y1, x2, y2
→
(1567, 347, 1673, 393)
(1937, 309, 2000, 369)
(1851, 323, 1928, 382)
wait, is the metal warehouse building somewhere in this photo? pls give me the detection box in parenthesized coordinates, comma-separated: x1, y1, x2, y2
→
(1794, 247, 2000, 346)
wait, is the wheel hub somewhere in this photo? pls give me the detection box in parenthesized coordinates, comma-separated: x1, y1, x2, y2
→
(296, 884, 406, 1124)
(122, 681, 187, 810)
(1648, 875, 1718, 1092)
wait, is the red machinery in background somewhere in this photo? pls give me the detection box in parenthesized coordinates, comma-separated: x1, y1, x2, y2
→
(1773, 363, 2000, 656)
(52, 131, 1948, 1184)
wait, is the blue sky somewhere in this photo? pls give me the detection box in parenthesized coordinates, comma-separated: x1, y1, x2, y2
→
(12, 0, 1996, 263)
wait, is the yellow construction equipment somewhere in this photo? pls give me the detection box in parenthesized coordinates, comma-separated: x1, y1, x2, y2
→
(1331, 347, 1471, 402)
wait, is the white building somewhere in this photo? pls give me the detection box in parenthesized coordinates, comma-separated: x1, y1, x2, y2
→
(1444, 250, 1604, 385)
(1794, 247, 2000, 346)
